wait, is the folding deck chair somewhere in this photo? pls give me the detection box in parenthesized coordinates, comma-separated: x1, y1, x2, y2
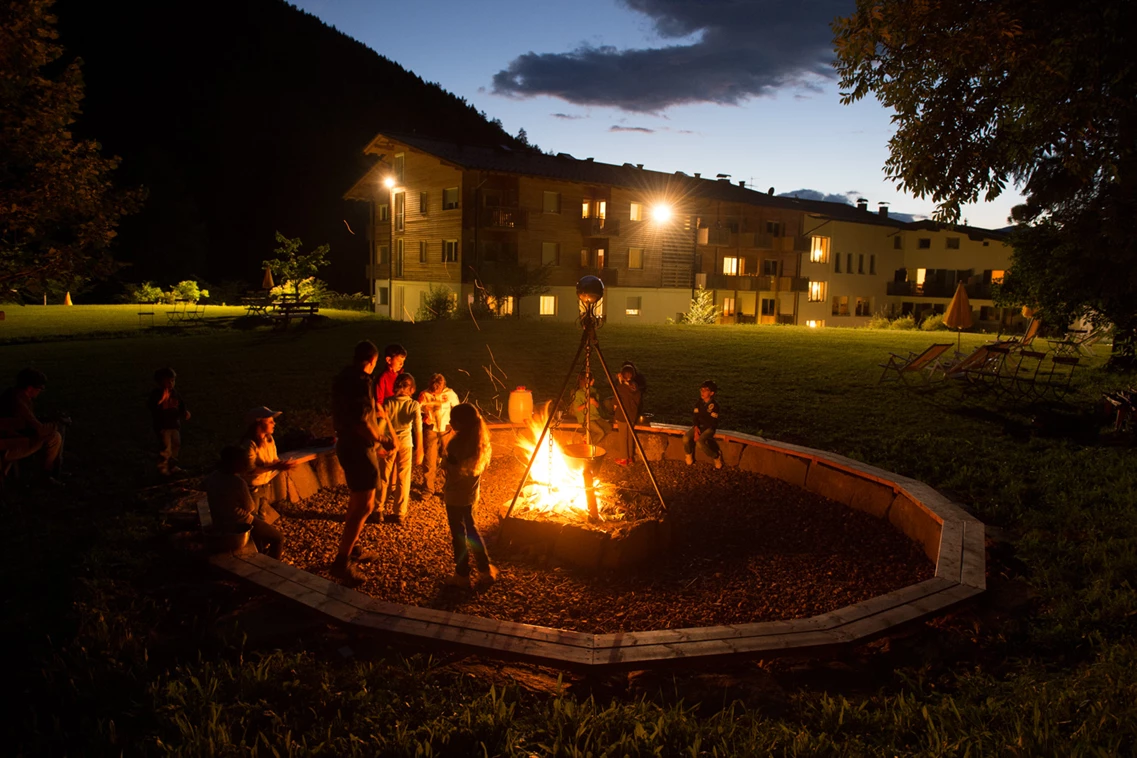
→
(878, 343, 954, 385)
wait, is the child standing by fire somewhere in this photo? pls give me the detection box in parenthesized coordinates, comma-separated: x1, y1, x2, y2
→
(377, 373, 423, 524)
(684, 380, 723, 469)
(612, 363, 643, 466)
(442, 403, 499, 588)
(417, 373, 459, 496)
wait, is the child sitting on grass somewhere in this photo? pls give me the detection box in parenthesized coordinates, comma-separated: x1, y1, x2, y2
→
(442, 403, 498, 589)
(204, 445, 285, 559)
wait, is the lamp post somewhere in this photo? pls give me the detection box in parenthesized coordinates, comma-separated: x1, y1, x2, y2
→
(383, 176, 396, 319)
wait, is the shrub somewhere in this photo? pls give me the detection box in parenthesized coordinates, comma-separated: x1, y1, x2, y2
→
(271, 277, 328, 302)
(888, 314, 917, 330)
(202, 279, 248, 306)
(679, 285, 719, 324)
(124, 281, 165, 304)
(321, 291, 372, 312)
(416, 284, 457, 321)
(867, 311, 892, 329)
(171, 280, 208, 302)
(921, 313, 948, 331)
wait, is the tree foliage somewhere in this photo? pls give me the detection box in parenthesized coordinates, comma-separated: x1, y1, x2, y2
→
(0, 0, 140, 291)
(415, 284, 456, 321)
(680, 286, 719, 325)
(834, 0, 1137, 364)
(262, 232, 330, 296)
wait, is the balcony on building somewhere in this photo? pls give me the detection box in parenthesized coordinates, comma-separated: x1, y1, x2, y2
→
(580, 217, 619, 237)
(480, 206, 528, 230)
(705, 273, 808, 293)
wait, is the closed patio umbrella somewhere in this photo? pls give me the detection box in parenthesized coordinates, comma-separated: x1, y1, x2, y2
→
(944, 281, 973, 352)
(261, 266, 275, 290)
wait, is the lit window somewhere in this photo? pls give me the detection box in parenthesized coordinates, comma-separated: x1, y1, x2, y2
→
(502, 296, 514, 315)
(581, 200, 591, 219)
(443, 240, 458, 263)
(630, 202, 643, 221)
(808, 281, 826, 302)
(541, 241, 559, 266)
(946, 237, 961, 249)
(543, 191, 561, 214)
(540, 295, 556, 316)
(626, 296, 642, 316)
(722, 296, 736, 316)
(394, 192, 405, 232)
(628, 247, 643, 269)
(580, 248, 589, 267)
(442, 187, 459, 210)
(393, 153, 405, 183)
(991, 269, 1005, 283)
(419, 240, 427, 263)
(596, 248, 607, 268)
(805, 320, 823, 328)
(722, 257, 741, 275)
(810, 236, 830, 263)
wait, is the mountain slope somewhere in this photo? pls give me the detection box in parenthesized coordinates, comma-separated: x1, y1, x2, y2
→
(54, 0, 515, 293)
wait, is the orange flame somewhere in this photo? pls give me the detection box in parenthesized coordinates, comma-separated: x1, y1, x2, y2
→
(513, 405, 610, 521)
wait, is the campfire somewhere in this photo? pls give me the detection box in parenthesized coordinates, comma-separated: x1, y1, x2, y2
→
(497, 276, 670, 570)
(510, 405, 621, 524)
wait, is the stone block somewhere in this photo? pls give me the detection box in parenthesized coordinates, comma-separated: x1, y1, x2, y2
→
(601, 519, 662, 569)
(314, 450, 345, 489)
(806, 463, 896, 518)
(663, 436, 687, 462)
(284, 464, 321, 503)
(499, 516, 563, 551)
(720, 439, 745, 467)
(637, 433, 669, 461)
(553, 523, 609, 570)
(887, 493, 942, 562)
(738, 445, 810, 487)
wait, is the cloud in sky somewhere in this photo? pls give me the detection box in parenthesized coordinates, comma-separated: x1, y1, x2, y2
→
(610, 125, 655, 133)
(779, 189, 925, 222)
(551, 112, 587, 120)
(491, 0, 850, 112)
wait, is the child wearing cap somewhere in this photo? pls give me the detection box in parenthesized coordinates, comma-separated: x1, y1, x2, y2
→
(239, 406, 298, 490)
(683, 380, 723, 469)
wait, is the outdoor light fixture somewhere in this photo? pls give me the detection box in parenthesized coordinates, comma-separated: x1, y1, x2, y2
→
(383, 176, 396, 189)
(651, 204, 673, 223)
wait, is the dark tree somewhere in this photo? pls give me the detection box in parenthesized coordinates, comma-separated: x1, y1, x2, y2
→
(834, 0, 1137, 365)
(0, 0, 139, 296)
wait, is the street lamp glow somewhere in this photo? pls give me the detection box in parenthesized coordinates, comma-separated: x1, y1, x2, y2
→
(383, 176, 396, 188)
(651, 204, 672, 223)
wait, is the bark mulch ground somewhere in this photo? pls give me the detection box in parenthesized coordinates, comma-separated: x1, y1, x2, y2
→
(273, 430, 933, 634)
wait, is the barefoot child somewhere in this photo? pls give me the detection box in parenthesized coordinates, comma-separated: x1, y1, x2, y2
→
(442, 403, 499, 588)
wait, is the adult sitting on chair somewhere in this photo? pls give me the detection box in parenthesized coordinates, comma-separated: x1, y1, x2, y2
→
(239, 406, 298, 502)
(0, 368, 65, 487)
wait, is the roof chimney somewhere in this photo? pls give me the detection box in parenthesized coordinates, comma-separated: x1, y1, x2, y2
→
(878, 202, 890, 218)
(738, 180, 745, 188)
(856, 197, 869, 211)
(636, 164, 643, 169)
(767, 187, 775, 195)
(693, 172, 701, 179)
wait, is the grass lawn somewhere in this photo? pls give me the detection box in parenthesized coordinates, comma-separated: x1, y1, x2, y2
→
(4, 311, 1137, 755)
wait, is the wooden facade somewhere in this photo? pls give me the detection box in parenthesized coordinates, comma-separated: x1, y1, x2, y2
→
(344, 134, 1010, 326)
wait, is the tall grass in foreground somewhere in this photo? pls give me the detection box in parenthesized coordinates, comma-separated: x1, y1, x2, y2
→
(3, 315, 1136, 755)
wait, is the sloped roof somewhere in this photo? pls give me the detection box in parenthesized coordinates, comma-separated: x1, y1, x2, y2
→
(347, 132, 1008, 238)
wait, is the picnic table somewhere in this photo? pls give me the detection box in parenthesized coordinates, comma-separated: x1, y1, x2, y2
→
(241, 294, 273, 316)
(271, 300, 320, 327)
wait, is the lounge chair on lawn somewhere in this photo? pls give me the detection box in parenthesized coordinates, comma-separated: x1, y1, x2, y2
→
(878, 343, 954, 385)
